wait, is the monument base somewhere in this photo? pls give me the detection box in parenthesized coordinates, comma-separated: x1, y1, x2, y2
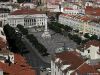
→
(42, 30, 51, 38)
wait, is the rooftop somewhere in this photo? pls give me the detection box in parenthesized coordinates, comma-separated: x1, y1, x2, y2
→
(10, 9, 45, 15)
(53, 50, 100, 74)
(85, 6, 100, 16)
(55, 51, 84, 70)
(0, 54, 36, 75)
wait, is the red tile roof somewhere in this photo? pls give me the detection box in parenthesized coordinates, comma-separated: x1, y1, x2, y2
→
(72, 63, 99, 75)
(10, 9, 45, 15)
(54, 51, 100, 74)
(0, 54, 36, 75)
(80, 16, 91, 22)
(85, 6, 100, 16)
(55, 51, 84, 70)
(84, 40, 100, 49)
(64, 7, 73, 10)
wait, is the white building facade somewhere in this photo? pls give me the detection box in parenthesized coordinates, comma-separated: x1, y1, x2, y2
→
(61, 2, 85, 15)
(59, 14, 100, 37)
(7, 9, 48, 28)
(0, 8, 10, 27)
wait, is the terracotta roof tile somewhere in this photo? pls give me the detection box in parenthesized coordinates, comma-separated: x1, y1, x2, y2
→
(84, 40, 100, 49)
(55, 51, 84, 70)
(64, 7, 73, 10)
(85, 6, 100, 16)
(0, 54, 36, 75)
(71, 63, 99, 75)
(54, 51, 99, 74)
(10, 9, 45, 15)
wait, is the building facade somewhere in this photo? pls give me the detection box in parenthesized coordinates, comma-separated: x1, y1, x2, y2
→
(51, 50, 100, 75)
(7, 9, 47, 28)
(76, 40, 100, 60)
(59, 13, 100, 37)
(61, 2, 85, 15)
(0, 8, 10, 27)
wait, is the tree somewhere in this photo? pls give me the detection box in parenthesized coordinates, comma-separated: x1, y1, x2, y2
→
(90, 34, 98, 40)
(26, 34, 48, 55)
(82, 39, 89, 44)
(26, 34, 38, 44)
(17, 0, 25, 3)
(3, 24, 26, 54)
(84, 33, 90, 38)
(71, 34, 82, 45)
(68, 33, 73, 39)
(17, 24, 28, 35)
(0, 0, 9, 2)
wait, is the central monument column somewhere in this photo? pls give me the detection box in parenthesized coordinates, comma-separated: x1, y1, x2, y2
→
(42, 18, 51, 38)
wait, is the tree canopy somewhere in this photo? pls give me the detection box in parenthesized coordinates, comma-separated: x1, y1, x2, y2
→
(3, 24, 26, 54)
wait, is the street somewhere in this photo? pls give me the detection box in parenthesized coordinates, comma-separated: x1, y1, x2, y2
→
(22, 37, 50, 75)
(21, 29, 78, 75)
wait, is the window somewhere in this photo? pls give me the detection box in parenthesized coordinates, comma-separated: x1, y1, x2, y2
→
(88, 50, 90, 53)
(42, 22, 43, 26)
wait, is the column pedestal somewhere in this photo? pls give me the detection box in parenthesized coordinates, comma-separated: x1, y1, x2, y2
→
(42, 30, 51, 38)
(42, 18, 51, 38)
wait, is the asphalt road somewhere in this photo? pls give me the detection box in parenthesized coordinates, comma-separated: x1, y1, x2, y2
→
(22, 37, 50, 75)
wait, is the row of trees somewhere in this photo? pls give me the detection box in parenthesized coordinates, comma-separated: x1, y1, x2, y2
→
(17, 24, 49, 56)
(0, 0, 9, 2)
(17, 24, 28, 35)
(26, 34, 49, 56)
(68, 33, 89, 45)
(17, 0, 31, 3)
(3, 24, 26, 54)
(48, 22, 72, 34)
(84, 33, 98, 40)
(49, 22, 100, 45)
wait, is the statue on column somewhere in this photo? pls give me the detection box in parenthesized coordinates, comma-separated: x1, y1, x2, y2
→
(42, 20, 51, 38)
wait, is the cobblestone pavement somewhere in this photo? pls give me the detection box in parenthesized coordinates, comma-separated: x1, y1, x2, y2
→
(29, 29, 78, 55)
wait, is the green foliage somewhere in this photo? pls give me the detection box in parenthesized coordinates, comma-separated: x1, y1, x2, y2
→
(90, 34, 98, 40)
(81, 39, 89, 44)
(3, 24, 25, 54)
(26, 34, 38, 44)
(0, 0, 9, 2)
(72, 34, 82, 45)
(48, 22, 72, 35)
(26, 34, 48, 55)
(17, 24, 28, 35)
(84, 33, 90, 38)
(84, 33, 98, 40)
(68, 33, 82, 45)
(17, 0, 25, 3)
(68, 33, 73, 39)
